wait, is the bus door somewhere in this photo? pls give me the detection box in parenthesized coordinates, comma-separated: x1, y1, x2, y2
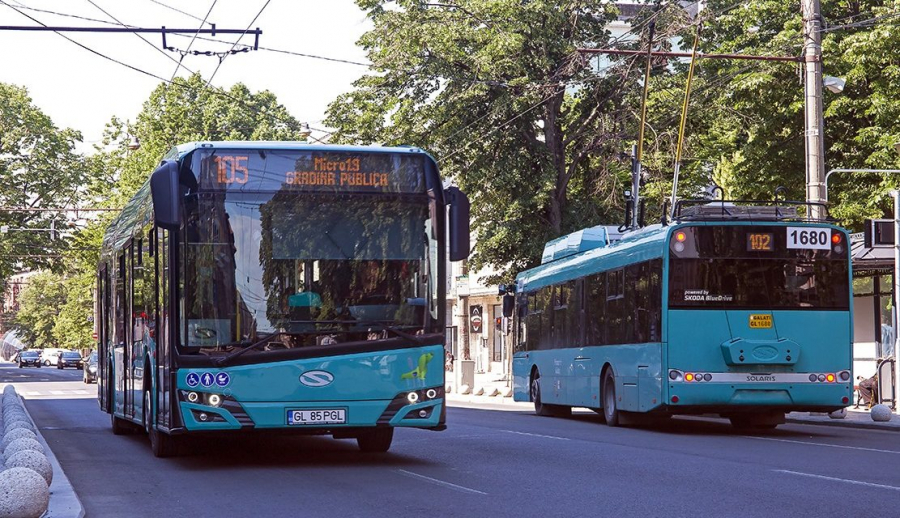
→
(124, 241, 136, 419)
(566, 280, 592, 406)
(98, 267, 110, 412)
(114, 252, 127, 416)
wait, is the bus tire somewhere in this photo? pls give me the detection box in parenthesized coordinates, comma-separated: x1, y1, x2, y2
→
(602, 369, 621, 427)
(357, 428, 393, 453)
(530, 370, 570, 417)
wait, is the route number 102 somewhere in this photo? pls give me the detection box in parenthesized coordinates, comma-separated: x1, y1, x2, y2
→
(214, 156, 249, 184)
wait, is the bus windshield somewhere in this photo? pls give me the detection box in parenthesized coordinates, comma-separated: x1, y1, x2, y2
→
(668, 225, 849, 310)
(181, 190, 438, 352)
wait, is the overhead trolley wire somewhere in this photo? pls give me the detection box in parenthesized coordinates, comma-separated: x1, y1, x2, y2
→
(205, 0, 272, 88)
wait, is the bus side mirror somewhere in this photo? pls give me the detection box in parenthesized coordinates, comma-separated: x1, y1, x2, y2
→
(150, 161, 183, 230)
(445, 186, 470, 262)
(502, 294, 515, 318)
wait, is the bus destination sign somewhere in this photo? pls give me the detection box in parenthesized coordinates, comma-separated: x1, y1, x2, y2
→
(198, 150, 426, 194)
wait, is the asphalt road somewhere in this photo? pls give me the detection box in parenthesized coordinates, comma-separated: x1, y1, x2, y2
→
(4, 361, 900, 517)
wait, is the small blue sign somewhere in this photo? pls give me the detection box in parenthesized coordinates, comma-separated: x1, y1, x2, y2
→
(200, 372, 215, 388)
(186, 372, 200, 387)
(215, 372, 230, 387)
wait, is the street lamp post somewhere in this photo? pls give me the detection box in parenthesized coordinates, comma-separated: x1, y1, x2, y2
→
(826, 168, 900, 412)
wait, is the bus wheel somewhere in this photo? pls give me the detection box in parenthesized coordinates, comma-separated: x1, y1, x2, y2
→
(357, 428, 393, 453)
(602, 370, 621, 427)
(531, 371, 570, 417)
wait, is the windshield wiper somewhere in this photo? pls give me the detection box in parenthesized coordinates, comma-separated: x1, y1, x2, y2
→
(214, 332, 287, 367)
(354, 321, 432, 345)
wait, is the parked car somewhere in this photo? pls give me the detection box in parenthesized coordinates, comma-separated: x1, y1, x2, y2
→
(83, 352, 98, 383)
(57, 351, 84, 370)
(41, 347, 64, 366)
(17, 350, 41, 368)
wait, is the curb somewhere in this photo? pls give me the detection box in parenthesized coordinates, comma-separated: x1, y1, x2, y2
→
(785, 414, 900, 432)
(17, 395, 85, 518)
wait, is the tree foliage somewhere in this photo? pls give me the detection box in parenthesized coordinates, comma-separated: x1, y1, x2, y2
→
(13, 271, 66, 349)
(0, 83, 91, 282)
(326, 0, 669, 281)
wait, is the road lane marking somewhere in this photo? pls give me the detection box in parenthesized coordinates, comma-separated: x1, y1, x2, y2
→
(743, 436, 900, 455)
(396, 470, 487, 495)
(503, 430, 570, 441)
(776, 470, 900, 492)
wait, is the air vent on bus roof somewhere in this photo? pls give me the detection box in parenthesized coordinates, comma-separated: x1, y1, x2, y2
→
(541, 225, 612, 264)
(679, 203, 798, 220)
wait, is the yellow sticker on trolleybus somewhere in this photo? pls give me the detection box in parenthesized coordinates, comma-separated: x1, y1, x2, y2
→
(749, 314, 773, 328)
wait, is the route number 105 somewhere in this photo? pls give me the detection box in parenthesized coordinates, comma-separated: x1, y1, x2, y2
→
(786, 227, 830, 250)
(214, 156, 249, 184)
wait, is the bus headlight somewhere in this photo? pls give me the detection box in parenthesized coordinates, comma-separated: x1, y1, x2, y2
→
(187, 391, 199, 403)
(426, 388, 437, 399)
(407, 392, 419, 403)
(208, 394, 222, 407)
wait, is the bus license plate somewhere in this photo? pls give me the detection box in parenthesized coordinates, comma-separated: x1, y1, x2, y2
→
(287, 409, 346, 425)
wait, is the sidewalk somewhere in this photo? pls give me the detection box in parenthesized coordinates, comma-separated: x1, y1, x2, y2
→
(445, 369, 900, 430)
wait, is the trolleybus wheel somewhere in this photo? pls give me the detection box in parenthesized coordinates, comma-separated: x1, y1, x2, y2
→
(531, 370, 571, 417)
(357, 428, 393, 453)
(602, 369, 621, 427)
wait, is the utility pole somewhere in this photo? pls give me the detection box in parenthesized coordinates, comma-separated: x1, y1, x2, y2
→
(802, 0, 826, 219)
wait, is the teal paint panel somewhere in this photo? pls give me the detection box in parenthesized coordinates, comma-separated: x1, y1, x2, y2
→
(391, 401, 443, 427)
(180, 403, 242, 431)
(668, 310, 851, 373)
(177, 344, 444, 402)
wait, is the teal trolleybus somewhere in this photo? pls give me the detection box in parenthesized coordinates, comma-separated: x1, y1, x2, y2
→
(96, 142, 469, 456)
(509, 201, 852, 429)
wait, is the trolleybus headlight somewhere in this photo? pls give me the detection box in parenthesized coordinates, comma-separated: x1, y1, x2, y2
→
(419, 410, 429, 418)
(839, 371, 850, 381)
(826, 373, 835, 383)
(208, 394, 222, 407)
(407, 392, 419, 403)
(187, 391, 199, 403)
(426, 388, 437, 399)
(198, 412, 209, 422)
(685, 373, 695, 382)
(817, 374, 826, 382)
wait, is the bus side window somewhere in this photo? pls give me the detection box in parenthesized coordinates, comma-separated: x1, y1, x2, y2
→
(554, 283, 570, 349)
(539, 286, 553, 350)
(587, 273, 605, 345)
(525, 292, 541, 351)
(607, 269, 625, 344)
(649, 259, 662, 342)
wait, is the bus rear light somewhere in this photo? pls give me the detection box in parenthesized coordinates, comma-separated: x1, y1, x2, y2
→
(675, 231, 687, 242)
(685, 373, 695, 382)
(671, 396, 679, 403)
(842, 396, 850, 404)
(668, 370, 683, 381)
(839, 371, 850, 381)
(703, 373, 712, 382)
(809, 374, 818, 382)
(817, 374, 826, 382)
(826, 373, 835, 383)
(831, 233, 842, 244)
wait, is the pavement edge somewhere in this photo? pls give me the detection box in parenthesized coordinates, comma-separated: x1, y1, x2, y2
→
(785, 414, 900, 432)
(17, 394, 85, 518)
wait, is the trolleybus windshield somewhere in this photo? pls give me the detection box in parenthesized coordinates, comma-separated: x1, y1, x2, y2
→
(668, 225, 849, 310)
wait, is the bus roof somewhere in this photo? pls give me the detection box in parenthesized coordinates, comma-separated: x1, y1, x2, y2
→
(516, 224, 670, 292)
(165, 141, 437, 163)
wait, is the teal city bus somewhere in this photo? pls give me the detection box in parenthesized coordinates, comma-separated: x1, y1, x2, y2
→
(509, 201, 852, 429)
(96, 142, 469, 456)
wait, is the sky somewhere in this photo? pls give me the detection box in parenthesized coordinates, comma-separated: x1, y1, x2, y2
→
(0, 0, 372, 149)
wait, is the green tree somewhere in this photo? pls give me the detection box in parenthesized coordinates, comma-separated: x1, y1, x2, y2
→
(641, 0, 900, 229)
(326, 0, 657, 281)
(53, 271, 95, 351)
(0, 83, 92, 282)
(13, 271, 66, 349)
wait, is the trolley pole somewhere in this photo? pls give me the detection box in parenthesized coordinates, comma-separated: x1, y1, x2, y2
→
(893, 190, 900, 411)
(802, 0, 826, 219)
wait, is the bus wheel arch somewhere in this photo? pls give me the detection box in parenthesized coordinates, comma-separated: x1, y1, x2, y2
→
(601, 365, 622, 427)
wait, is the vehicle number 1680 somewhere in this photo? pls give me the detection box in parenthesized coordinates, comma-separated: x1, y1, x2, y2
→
(786, 227, 830, 250)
